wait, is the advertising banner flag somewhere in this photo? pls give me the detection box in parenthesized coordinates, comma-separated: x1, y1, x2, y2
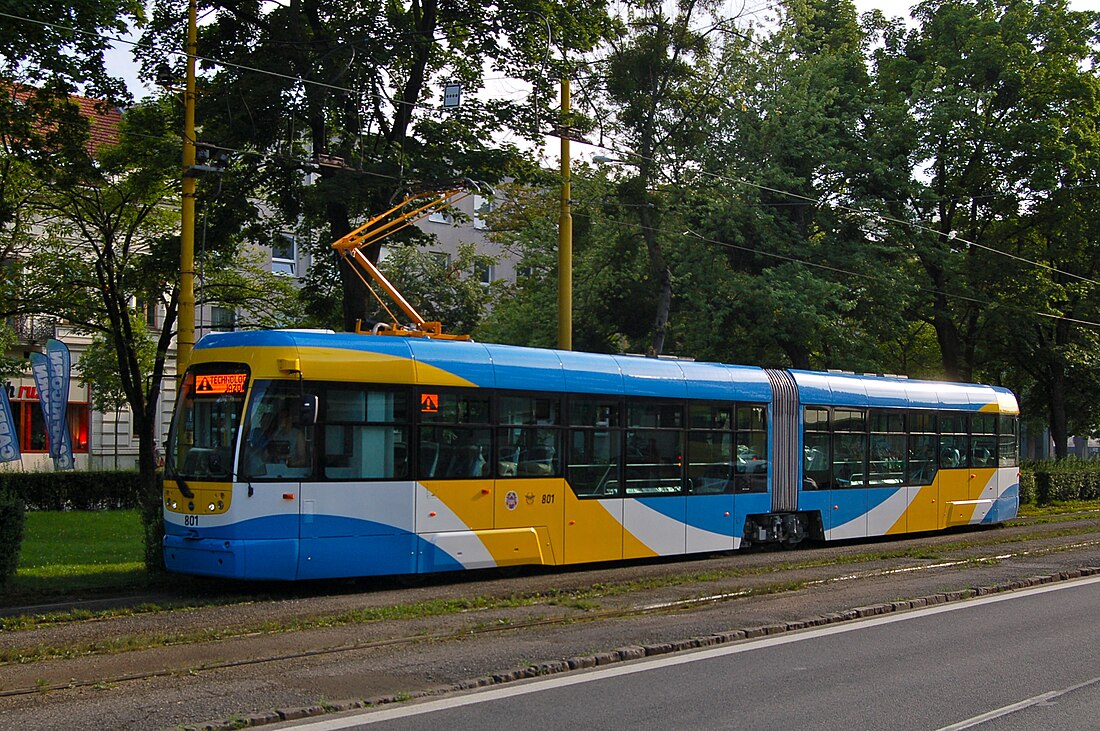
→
(29, 338, 74, 470)
(0, 385, 19, 463)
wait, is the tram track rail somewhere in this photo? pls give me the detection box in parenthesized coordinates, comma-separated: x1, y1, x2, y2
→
(1, 509, 1089, 623)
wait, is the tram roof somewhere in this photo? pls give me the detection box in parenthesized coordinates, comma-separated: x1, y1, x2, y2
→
(193, 330, 773, 401)
(791, 370, 1019, 414)
(192, 330, 1018, 413)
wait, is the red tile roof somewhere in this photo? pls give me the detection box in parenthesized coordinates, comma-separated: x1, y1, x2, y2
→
(8, 86, 123, 156)
(70, 94, 123, 154)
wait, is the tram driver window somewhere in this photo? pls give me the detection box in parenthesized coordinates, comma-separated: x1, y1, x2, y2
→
(240, 382, 314, 480)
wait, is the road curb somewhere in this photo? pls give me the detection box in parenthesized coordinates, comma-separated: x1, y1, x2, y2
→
(181, 566, 1100, 731)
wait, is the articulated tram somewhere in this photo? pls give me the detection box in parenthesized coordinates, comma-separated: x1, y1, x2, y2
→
(163, 330, 1019, 580)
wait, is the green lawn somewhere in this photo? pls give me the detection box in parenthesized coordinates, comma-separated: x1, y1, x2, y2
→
(8, 510, 147, 596)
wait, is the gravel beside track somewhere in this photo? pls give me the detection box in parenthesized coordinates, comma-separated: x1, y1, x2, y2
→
(2, 514, 1099, 731)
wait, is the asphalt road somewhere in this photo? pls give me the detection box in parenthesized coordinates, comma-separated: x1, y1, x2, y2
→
(2, 515, 1100, 730)
(278, 575, 1100, 731)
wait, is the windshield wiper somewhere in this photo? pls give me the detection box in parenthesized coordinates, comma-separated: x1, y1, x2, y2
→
(175, 476, 195, 498)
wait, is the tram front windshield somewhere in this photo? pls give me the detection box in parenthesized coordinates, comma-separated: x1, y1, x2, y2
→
(166, 367, 249, 481)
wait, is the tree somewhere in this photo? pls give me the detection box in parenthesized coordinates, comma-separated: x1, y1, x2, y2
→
(592, 0, 723, 355)
(0, 3, 146, 368)
(684, 0, 908, 370)
(0, 1, 144, 226)
(78, 325, 157, 469)
(872, 0, 1100, 383)
(372, 242, 498, 336)
(8, 99, 296, 564)
(138, 0, 613, 332)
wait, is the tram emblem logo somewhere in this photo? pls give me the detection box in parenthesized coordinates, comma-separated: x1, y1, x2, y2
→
(505, 490, 519, 511)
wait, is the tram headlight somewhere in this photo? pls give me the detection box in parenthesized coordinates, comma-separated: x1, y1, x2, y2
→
(208, 502, 216, 512)
(170, 501, 177, 510)
(217, 501, 224, 510)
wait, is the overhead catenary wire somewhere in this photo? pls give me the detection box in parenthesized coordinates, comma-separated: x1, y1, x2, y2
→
(6, 8, 1099, 302)
(586, 142, 1100, 290)
(575, 206, 1100, 331)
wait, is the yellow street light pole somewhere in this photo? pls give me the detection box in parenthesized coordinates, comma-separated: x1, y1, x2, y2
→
(557, 76, 572, 351)
(178, 0, 198, 374)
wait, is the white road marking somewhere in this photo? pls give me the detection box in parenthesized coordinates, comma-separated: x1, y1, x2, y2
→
(935, 674, 1100, 730)
(282, 574, 1100, 730)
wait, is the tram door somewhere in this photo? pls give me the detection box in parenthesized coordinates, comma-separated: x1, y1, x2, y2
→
(564, 415, 624, 565)
(299, 388, 418, 579)
(622, 423, 687, 559)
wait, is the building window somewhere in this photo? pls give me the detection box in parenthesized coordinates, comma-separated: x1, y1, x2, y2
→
(272, 232, 296, 276)
(475, 262, 493, 288)
(135, 297, 158, 328)
(427, 210, 453, 225)
(430, 251, 451, 269)
(473, 194, 492, 230)
(211, 306, 236, 332)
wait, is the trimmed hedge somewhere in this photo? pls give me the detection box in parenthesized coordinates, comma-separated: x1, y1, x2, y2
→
(1023, 459, 1100, 505)
(0, 470, 140, 511)
(0, 490, 24, 586)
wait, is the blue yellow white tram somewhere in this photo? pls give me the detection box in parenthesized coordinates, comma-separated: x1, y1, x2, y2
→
(163, 330, 1020, 580)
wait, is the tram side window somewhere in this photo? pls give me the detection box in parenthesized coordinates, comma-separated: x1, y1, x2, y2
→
(417, 390, 491, 479)
(803, 407, 831, 490)
(687, 403, 734, 494)
(567, 397, 621, 497)
(322, 387, 408, 480)
(625, 401, 684, 496)
(497, 394, 561, 478)
(971, 413, 997, 468)
(832, 409, 867, 488)
(907, 411, 937, 486)
(938, 413, 968, 469)
(998, 414, 1019, 467)
(736, 405, 768, 492)
(868, 411, 906, 486)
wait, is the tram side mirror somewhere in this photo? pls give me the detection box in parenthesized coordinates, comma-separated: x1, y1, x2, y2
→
(298, 394, 318, 426)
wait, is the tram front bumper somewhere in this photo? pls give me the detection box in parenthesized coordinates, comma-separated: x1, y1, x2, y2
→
(163, 534, 298, 580)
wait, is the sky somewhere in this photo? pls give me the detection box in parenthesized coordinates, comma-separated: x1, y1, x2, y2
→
(103, 0, 1100, 101)
(99, 0, 921, 100)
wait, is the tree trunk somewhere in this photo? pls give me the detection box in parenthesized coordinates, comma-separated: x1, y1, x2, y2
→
(1048, 368, 1068, 460)
(639, 199, 671, 356)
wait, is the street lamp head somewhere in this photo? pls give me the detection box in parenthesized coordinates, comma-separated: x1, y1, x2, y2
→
(155, 63, 175, 88)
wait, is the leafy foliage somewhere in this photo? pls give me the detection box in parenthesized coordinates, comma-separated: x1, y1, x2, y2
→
(0, 488, 23, 587)
(137, 0, 615, 331)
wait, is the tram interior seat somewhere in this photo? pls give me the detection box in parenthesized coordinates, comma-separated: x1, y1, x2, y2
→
(517, 446, 555, 476)
(420, 443, 488, 479)
(971, 446, 994, 468)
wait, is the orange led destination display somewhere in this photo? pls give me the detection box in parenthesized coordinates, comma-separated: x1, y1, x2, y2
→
(194, 373, 248, 395)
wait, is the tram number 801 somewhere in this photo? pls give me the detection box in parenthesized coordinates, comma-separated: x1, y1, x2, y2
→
(541, 494, 555, 504)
